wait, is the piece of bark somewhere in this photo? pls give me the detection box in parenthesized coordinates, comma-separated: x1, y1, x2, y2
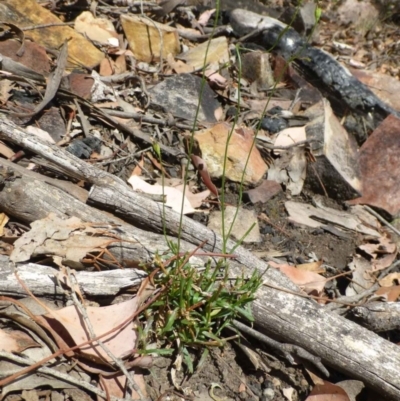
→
(304, 99, 361, 200)
(1, 115, 400, 398)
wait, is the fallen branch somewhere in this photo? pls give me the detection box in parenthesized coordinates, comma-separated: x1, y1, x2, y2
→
(0, 261, 146, 298)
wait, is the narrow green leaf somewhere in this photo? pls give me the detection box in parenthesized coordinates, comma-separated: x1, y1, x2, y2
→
(163, 308, 178, 333)
(153, 142, 161, 159)
(182, 347, 194, 373)
(138, 348, 174, 356)
(315, 6, 322, 23)
(236, 306, 254, 322)
(202, 331, 222, 342)
(209, 308, 222, 317)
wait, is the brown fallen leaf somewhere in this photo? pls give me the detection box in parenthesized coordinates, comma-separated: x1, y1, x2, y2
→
(0, 328, 40, 353)
(379, 273, 400, 288)
(296, 260, 325, 274)
(43, 297, 138, 363)
(305, 381, 350, 401)
(268, 261, 326, 294)
(194, 123, 268, 185)
(0, 213, 9, 237)
(75, 11, 118, 47)
(375, 285, 400, 302)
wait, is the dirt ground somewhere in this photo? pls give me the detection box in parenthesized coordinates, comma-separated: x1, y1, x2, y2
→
(145, 343, 311, 401)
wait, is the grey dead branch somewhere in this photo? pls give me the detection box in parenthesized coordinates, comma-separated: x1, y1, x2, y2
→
(0, 2, 400, 401)
(0, 257, 146, 298)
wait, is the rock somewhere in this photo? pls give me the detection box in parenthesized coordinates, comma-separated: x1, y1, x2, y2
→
(121, 14, 179, 63)
(207, 205, 261, 244)
(347, 114, 400, 217)
(245, 180, 282, 204)
(241, 51, 275, 91)
(66, 137, 102, 159)
(280, 1, 317, 35)
(194, 123, 268, 185)
(149, 73, 221, 123)
(350, 68, 400, 113)
(337, 0, 378, 29)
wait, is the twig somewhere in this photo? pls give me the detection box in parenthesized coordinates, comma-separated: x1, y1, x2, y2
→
(325, 260, 400, 312)
(139, 14, 164, 73)
(364, 205, 400, 237)
(0, 351, 128, 401)
(72, 93, 183, 157)
(262, 281, 368, 307)
(74, 99, 92, 138)
(232, 320, 329, 377)
(232, 27, 265, 44)
(102, 109, 195, 130)
(66, 269, 147, 400)
(256, 138, 321, 150)
(21, 22, 75, 31)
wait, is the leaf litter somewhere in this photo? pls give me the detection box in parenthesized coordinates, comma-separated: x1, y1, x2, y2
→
(0, 0, 399, 400)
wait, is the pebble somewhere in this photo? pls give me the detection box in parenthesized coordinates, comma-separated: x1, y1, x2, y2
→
(261, 388, 275, 401)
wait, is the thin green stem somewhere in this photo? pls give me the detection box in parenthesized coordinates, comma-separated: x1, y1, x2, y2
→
(176, 0, 222, 254)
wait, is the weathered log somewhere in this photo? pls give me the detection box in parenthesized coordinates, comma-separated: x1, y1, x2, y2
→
(0, 256, 145, 298)
(0, 158, 209, 270)
(1, 114, 400, 398)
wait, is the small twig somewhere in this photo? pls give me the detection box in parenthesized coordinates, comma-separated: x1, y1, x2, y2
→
(232, 27, 265, 44)
(325, 260, 400, 312)
(364, 206, 400, 237)
(56, 107, 76, 146)
(256, 139, 321, 150)
(65, 93, 183, 157)
(101, 109, 195, 130)
(258, 213, 291, 237)
(136, 75, 151, 108)
(310, 162, 329, 197)
(94, 154, 133, 166)
(74, 99, 91, 138)
(156, 389, 194, 401)
(177, 25, 230, 42)
(21, 22, 75, 31)
(139, 14, 164, 73)
(262, 281, 369, 307)
(232, 320, 329, 377)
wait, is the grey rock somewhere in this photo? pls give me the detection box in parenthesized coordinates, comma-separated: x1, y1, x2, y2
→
(149, 73, 220, 123)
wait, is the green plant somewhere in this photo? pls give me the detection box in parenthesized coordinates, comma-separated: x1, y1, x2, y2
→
(138, 249, 263, 372)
